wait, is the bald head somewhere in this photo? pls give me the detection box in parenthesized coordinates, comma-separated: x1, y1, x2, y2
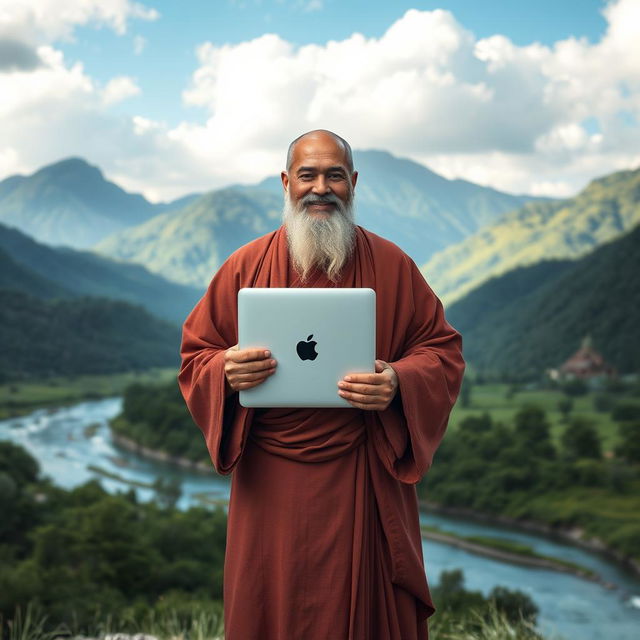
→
(286, 129, 354, 174)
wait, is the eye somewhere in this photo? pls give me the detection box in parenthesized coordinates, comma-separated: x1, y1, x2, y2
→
(329, 173, 345, 180)
(299, 174, 314, 181)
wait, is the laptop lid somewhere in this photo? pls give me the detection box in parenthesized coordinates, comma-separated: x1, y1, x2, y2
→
(237, 287, 376, 408)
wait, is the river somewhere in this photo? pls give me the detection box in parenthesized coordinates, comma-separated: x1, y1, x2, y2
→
(2, 397, 639, 640)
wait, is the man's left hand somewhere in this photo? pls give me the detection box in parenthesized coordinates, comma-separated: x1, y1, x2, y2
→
(338, 360, 399, 411)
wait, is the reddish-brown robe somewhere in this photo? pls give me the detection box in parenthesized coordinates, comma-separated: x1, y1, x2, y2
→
(178, 225, 465, 640)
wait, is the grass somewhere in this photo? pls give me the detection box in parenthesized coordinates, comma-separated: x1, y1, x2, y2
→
(0, 601, 561, 640)
(0, 368, 178, 420)
(448, 381, 640, 453)
(429, 601, 565, 639)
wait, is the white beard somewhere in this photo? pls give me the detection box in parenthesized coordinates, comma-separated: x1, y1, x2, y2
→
(283, 190, 356, 283)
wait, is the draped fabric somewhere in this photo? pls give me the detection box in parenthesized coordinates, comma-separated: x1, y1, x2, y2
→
(178, 225, 465, 639)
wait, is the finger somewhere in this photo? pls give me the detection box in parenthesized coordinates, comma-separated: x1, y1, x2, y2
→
(338, 389, 379, 404)
(234, 369, 276, 383)
(227, 348, 272, 363)
(375, 360, 386, 373)
(338, 381, 378, 395)
(343, 373, 384, 385)
(344, 398, 385, 411)
(230, 358, 277, 374)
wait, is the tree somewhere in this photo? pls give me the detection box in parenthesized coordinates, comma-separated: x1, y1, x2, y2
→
(561, 379, 588, 397)
(489, 585, 539, 624)
(615, 420, 640, 464)
(513, 405, 556, 459)
(558, 397, 574, 421)
(153, 476, 183, 509)
(561, 417, 602, 461)
(459, 376, 473, 408)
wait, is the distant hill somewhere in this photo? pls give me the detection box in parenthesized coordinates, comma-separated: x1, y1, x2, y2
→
(423, 167, 640, 304)
(0, 246, 70, 299)
(251, 149, 540, 263)
(0, 157, 199, 249)
(0, 223, 202, 326)
(447, 223, 640, 378)
(95, 188, 283, 288)
(97, 150, 539, 288)
(0, 289, 180, 382)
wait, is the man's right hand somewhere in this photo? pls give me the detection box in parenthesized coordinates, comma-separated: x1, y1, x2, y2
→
(223, 345, 277, 396)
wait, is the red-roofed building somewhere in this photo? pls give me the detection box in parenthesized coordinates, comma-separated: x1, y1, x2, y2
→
(549, 335, 617, 381)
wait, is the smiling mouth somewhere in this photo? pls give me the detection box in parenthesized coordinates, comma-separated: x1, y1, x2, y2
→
(307, 202, 335, 210)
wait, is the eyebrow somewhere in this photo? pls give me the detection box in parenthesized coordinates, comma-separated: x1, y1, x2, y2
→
(296, 166, 347, 175)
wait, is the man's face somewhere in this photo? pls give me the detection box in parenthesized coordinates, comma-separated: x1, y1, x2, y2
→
(281, 133, 358, 218)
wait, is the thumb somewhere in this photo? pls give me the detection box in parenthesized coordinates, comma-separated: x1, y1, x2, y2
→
(375, 359, 386, 373)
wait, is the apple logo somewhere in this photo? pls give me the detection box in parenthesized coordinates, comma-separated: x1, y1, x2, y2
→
(296, 334, 318, 361)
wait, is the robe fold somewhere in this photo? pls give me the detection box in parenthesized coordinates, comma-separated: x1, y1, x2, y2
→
(178, 225, 465, 640)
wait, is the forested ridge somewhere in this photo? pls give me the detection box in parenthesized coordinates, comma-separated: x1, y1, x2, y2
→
(447, 222, 640, 379)
(0, 289, 181, 382)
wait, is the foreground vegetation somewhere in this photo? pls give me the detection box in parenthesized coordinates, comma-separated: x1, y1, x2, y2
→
(1, 442, 551, 639)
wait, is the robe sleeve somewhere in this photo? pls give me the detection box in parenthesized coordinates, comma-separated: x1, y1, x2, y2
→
(177, 260, 255, 474)
(372, 256, 465, 484)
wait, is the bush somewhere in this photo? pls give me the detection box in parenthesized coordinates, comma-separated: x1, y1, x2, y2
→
(611, 403, 639, 422)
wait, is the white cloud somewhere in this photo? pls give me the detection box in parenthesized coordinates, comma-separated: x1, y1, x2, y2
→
(102, 76, 141, 105)
(0, 0, 639, 201)
(0, 0, 159, 44)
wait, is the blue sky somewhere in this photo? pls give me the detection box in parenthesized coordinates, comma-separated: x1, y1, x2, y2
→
(1, 0, 638, 201)
(60, 0, 609, 126)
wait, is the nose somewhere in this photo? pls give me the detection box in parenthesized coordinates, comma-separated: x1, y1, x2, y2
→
(312, 175, 330, 195)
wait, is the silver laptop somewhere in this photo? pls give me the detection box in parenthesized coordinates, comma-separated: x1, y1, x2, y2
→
(237, 288, 376, 408)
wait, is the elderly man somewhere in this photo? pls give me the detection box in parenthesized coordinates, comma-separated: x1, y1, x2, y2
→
(178, 130, 465, 640)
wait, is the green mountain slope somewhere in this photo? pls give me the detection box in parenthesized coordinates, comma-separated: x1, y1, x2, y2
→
(95, 188, 283, 288)
(0, 158, 199, 249)
(0, 247, 70, 299)
(99, 150, 541, 288)
(447, 223, 640, 378)
(423, 167, 640, 305)
(0, 289, 180, 381)
(252, 149, 541, 265)
(0, 223, 202, 326)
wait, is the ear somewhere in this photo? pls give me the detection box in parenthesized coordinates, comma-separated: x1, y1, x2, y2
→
(281, 171, 289, 192)
(351, 170, 358, 190)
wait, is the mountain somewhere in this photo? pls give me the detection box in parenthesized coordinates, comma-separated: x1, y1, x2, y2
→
(446, 223, 640, 378)
(0, 246, 70, 299)
(0, 158, 199, 249)
(423, 167, 640, 305)
(0, 222, 202, 326)
(96, 150, 539, 288)
(0, 288, 181, 382)
(252, 149, 540, 263)
(95, 188, 283, 288)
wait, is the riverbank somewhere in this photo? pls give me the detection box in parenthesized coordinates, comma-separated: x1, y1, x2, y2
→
(420, 525, 613, 588)
(420, 500, 640, 579)
(0, 369, 177, 419)
(110, 431, 213, 474)
(108, 426, 638, 583)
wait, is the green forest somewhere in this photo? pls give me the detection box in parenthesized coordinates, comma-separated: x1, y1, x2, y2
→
(110, 377, 640, 569)
(447, 222, 640, 380)
(0, 289, 181, 382)
(0, 441, 546, 639)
